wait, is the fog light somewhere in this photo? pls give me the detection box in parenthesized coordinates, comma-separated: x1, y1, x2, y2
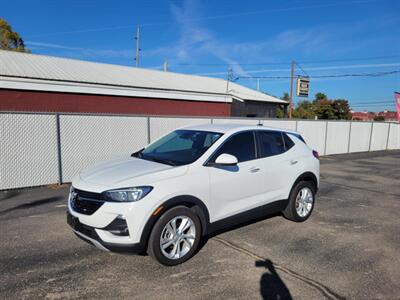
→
(103, 216, 129, 236)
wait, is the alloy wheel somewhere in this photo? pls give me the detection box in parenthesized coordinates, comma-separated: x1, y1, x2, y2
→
(159, 216, 196, 260)
(295, 187, 314, 217)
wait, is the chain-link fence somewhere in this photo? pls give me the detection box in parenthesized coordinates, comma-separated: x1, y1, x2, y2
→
(1, 112, 399, 190)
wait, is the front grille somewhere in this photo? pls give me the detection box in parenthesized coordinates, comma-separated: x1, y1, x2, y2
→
(75, 188, 103, 200)
(71, 188, 104, 215)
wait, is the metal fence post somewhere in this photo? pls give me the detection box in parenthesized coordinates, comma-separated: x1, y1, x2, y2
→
(210, 118, 214, 124)
(386, 123, 391, 150)
(55, 113, 63, 184)
(323, 121, 329, 155)
(295, 120, 298, 131)
(368, 122, 374, 152)
(147, 116, 151, 144)
(347, 121, 352, 153)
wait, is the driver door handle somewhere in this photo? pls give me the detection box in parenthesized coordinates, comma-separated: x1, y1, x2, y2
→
(290, 160, 298, 165)
(249, 167, 260, 173)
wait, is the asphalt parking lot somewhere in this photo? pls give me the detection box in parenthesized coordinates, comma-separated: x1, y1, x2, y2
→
(1, 150, 399, 299)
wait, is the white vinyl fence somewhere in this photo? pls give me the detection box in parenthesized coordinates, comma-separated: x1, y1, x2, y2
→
(1, 112, 399, 190)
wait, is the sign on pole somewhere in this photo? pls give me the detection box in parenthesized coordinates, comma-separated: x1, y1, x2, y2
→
(296, 77, 310, 97)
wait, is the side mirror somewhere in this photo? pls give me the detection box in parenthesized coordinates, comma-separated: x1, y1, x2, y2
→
(214, 153, 238, 166)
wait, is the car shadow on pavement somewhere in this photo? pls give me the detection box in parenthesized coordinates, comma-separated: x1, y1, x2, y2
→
(256, 259, 292, 300)
(0, 196, 63, 215)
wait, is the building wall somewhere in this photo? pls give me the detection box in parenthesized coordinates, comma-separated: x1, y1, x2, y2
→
(0, 89, 231, 117)
(231, 99, 278, 118)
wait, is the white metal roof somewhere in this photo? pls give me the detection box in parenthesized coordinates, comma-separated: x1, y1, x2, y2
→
(0, 50, 287, 104)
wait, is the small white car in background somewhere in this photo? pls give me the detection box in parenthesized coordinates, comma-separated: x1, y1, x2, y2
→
(67, 124, 320, 265)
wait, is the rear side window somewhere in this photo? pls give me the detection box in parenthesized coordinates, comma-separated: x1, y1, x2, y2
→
(283, 133, 295, 150)
(211, 131, 256, 163)
(289, 133, 306, 144)
(257, 131, 285, 158)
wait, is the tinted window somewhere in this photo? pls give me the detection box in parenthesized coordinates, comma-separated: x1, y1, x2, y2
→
(212, 131, 256, 163)
(283, 133, 295, 150)
(136, 130, 223, 166)
(257, 131, 285, 158)
(289, 133, 306, 144)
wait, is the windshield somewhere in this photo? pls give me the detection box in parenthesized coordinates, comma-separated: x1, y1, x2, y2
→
(133, 130, 223, 166)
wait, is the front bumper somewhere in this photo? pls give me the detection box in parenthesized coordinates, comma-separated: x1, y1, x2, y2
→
(67, 211, 145, 254)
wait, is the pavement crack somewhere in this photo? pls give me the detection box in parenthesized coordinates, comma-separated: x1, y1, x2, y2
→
(213, 236, 346, 300)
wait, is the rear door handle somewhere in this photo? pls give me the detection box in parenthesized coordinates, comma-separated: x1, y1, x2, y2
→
(290, 160, 298, 165)
(249, 167, 260, 173)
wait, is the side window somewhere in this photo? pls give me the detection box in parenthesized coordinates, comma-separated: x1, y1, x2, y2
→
(257, 131, 285, 158)
(212, 131, 256, 163)
(283, 133, 295, 150)
(289, 133, 306, 144)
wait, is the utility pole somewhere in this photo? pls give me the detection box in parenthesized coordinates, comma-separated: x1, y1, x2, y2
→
(226, 67, 233, 94)
(163, 60, 168, 72)
(226, 68, 232, 94)
(135, 26, 140, 67)
(289, 60, 295, 119)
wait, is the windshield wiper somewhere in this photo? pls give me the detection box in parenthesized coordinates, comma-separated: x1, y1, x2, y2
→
(132, 150, 177, 166)
(149, 157, 177, 166)
(131, 148, 144, 158)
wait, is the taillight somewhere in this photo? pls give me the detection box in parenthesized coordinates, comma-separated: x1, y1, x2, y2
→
(312, 150, 319, 159)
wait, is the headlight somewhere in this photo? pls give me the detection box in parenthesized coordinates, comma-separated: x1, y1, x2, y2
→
(103, 186, 153, 202)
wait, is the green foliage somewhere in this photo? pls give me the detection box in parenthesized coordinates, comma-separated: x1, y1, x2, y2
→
(292, 92, 351, 120)
(281, 92, 290, 102)
(314, 99, 337, 119)
(276, 92, 289, 118)
(332, 99, 351, 120)
(314, 92, 328, 102)
(292, 100, 316, 119)
(0, 18, 29, 52)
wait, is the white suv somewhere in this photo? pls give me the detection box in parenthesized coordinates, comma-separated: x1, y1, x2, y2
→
(67, 124, 319, 265)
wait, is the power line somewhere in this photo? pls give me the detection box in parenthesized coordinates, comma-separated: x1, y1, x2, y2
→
(197, 63, 400, 76)
(351, 103, 395, 107)
(171, 55, 400, 67)
(295, 62, 309, 77)
(237, 70, 400, 79)
(351, 102, 394, 105)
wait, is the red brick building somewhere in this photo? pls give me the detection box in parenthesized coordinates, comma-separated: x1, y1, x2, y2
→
(0, 51, 287, 117)
(351, 110, 397, 121)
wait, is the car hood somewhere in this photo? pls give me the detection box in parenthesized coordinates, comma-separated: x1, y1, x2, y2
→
(78, 156, 177, 187)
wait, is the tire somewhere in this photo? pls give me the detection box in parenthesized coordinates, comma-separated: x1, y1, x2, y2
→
(147, 206, 202, 266)
(283, 181, 316, 222)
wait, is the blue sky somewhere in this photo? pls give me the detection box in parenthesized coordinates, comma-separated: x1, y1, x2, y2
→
(2, 0, 400, 111)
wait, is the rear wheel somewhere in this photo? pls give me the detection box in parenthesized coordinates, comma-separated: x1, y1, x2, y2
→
(148, 206, 201, 266)
(283, 181, 315, 222)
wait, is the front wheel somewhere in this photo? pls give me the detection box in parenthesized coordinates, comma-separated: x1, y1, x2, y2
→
(283, 181, 316, 222)
(147, 206, 202, 266)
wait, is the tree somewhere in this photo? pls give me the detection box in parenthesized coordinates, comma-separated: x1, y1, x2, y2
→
(314, 99, 337, 119)
(314, 92, 328, 102)
(292, 100, 316, 119)
(0, 18, 29, 52)
(332, 99, 351, 120)
(276, 92, 289, 118)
